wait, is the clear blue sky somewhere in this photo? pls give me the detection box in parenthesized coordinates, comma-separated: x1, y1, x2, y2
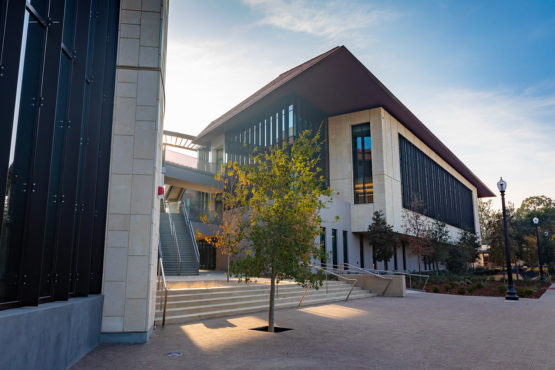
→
(164, 0, 555, 207)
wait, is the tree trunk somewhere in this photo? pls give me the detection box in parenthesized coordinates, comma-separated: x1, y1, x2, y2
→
(268, 267, 276, 333)
(226, 253, 230, 283)
(418, 255, 421, 274)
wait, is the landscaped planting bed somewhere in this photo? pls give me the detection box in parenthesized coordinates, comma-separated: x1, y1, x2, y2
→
(424, 274, 551, 298)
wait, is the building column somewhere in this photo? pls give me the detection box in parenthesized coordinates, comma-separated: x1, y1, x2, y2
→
(101, 0, 168, 342)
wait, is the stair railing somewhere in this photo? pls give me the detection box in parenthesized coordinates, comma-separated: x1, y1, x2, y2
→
(298, 264, 357, 308)
(157, 244, 169, 327)
(365, 268, 430, 290)
(179, 199, 200, 268)
(163, 198, 182, 275)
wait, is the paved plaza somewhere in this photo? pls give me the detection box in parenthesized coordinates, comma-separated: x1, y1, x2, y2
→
(74, 285, 555, 369)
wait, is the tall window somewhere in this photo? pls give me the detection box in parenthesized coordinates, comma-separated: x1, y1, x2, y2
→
(320, 227, 326, 268)
(343, 230, 348, 269)
(352, 123, 373, 204)
(332, 229, 337, 267)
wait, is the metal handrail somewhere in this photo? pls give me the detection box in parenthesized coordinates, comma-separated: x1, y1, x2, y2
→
(298, 264, 357, 308)
(164, 198, 182, 275)
(330, 263, 393, 280)
(167, 212, 182, 275)
(157, 254, 169, 327)
(180, 199, 200, 265)
(367, 268, 430, 290)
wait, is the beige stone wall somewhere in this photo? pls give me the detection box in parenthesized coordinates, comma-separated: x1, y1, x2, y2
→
(328, 107, 480, 241)
(101, 0, 168, 336)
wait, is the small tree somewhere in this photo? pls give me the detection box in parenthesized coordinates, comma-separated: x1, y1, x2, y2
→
(402, 196, 430, 273)
(227, 130, 331, 332)
(426, 220, 450, 273)
(453, 230, 480, 270)
(367, 211, 396, 269)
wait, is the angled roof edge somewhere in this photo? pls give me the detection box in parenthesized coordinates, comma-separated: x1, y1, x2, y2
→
(195, 46, 343, 140)
(192, 46, 495, 198)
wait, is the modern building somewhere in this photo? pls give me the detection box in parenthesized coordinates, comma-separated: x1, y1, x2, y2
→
(1, 1, 169, 368)
(171, 46, 495, 274)
(0, 1, 494, 367)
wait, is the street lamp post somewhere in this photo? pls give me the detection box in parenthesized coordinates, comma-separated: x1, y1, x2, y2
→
(497, 178, 519, 301)
(532, 217, 544, 281)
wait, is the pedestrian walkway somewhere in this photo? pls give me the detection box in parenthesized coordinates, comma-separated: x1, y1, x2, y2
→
(74, 287, 555, 369)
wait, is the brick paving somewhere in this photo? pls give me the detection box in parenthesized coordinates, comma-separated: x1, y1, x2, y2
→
(74, 284, 555, 369)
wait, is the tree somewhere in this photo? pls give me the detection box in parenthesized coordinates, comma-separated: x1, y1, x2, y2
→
(456, 230, 481, 270)
(367, 211, 396, 269)
(401, 195, 430, 273)
(426, 220, 450, 273)
(226, 130, 331, 332)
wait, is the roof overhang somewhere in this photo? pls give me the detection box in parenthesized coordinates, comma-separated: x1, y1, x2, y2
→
(194, 46, 495, 198)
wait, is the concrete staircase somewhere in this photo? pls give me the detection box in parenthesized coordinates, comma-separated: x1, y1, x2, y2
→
(159, 212, 199, 276)
(155, 281, 375, 325)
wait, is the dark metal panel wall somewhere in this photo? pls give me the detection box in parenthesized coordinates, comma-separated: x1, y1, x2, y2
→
(398, 134, 475, 232)
(0, 0, 120, 310)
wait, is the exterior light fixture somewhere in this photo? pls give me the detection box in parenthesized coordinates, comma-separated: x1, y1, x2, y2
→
(532, 217, 544, 281)
(497, 177, 518, 300)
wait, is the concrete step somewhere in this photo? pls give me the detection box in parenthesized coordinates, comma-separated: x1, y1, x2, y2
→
(155, 289, 375, 324)
(160, 283, 354, 302)
(160, 288, 370, 315)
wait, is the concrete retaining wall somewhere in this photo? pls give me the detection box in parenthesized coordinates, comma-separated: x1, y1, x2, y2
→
(0, 295, 103, 370)
(350, 274, 406, 297)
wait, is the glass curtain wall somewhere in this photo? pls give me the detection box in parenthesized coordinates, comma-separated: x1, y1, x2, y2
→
(0, 0, 119, 310)
(352, 123, 373, 204)
(224, 95, 329, 185)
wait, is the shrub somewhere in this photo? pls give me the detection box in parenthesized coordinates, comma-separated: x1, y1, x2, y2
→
(497, 285, 507, 294)
(444, 285, 450, 292)
(476, 282, 484, 289)
(468, 286, 476, 293)
(457, 287, 466, 295)
(517, 288, 533, 297)
(432, 286, 440, 293)
(489, 276, 496, 281)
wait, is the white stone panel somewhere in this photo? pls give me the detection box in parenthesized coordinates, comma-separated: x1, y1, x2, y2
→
(139, 11, 160, 47)
(113, 97, 136, 135)
(130, 175, 154, 215)
(103, 247, 128, 281)
(108, 174, 132, 214)
(124, 299, 147, 332)
(111, 135, 134, 174)
(103, 282, 126, 316)
(129, 215, 151, 255)
(117, 38, 140, 66)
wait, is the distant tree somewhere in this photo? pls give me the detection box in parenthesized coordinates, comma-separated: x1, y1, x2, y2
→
(367, 211, 396, 269)
(401, 195, 430, 273)
(478, 199, 495, 243)
(426, 220, 450, 273)
(485, 206, 519, 269)
(226, 130, 331, 332)
(456, 230, 481, 270)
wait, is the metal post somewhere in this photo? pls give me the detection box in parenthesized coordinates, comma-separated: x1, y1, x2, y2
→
(501, 191, 519, 300)
(535, 224, 544, 281)
(326, 272, 328, 294)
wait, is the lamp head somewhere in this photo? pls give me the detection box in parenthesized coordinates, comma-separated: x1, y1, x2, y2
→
(533, 217, 539, 225)
(497, 177, 507, 192)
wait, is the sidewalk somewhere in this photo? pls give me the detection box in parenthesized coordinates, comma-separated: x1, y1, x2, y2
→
(74, 287, 555, 369)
